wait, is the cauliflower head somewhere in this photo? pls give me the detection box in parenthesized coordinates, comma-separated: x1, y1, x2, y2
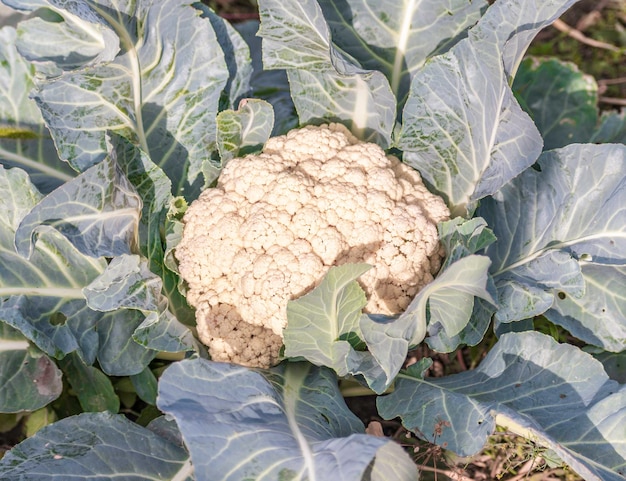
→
(176, 123, 450, 368)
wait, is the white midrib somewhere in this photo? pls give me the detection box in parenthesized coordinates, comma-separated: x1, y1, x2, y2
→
(492, 231, 626, 277)
(88, 5, 151, 156)
(283, 364, 316, 481)
(391, 0, 417, 95)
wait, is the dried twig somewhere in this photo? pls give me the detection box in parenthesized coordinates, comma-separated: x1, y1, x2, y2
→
(552, 18, 623, 52)
(599, 96, 626, 106)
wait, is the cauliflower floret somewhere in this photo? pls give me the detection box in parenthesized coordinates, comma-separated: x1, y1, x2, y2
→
(176, 123, 450, 368)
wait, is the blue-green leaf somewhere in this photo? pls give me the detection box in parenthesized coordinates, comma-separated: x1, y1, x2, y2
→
(0, 165, 105, 361)
(399, 255, 494, 347)
(378, 331, 626, 481)
(399, 0, 579, 215)
(14, 154, 141, 259)
(546, 265, 626, 352)
(284, 263, 371, 368)
(317, 0, 487, 106)
(83, 254, 195, 353)
(0, 26, 76, 194)
(0, 335, 62, 413)
(23, 0, 232, 193)
(58, 351, 119, 413)
(0, 412, 193, 480)
(216, 98, 275, 162)
(480, 144, 626, 328)
(258, 0, 396, 146)
(514, 57, 598, 150)
(158, 359, 417, 481)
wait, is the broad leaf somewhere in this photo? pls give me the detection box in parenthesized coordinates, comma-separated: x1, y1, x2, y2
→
(317, 0, 487, 106)
(14, 154, 141, 259)
(107, 133, 195, 326)
(16, 0, 234, 192)
(284, 264, 408, 393)
(83, 254, 195, 353)
(591, 108, 626, 144)
(0, 412, 193, 480)
(284, 263, 371, 367)
(0, 165, 105, 361)
(546, 265, 626, 352)
(234, 20, 298, 135)
(216, 98, 275, 162)
(480, 144, 626, 327)
(11, 0, 119, 70)
(0, 26, 76, 194)
(0, 335, 62, 413)
(399, 255, 494, 347)
(158, 359, 418, 481)
(513, 57, 598, 150)
(58, 351, 119, 413)
(398, 0, 579, 215)
(258, 0, 396, 146)
(378, 331, 626, 481)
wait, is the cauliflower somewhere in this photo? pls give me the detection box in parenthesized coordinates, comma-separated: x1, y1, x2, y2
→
(176, 123, 450, 367)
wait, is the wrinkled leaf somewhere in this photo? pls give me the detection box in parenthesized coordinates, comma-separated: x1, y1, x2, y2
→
(546, 265, 626, 352)
(317, 0, 487, 106)
(83, 254, 195, 353)
(12, 0, 119, 70)
(0, 412, 193, 480)
(22, 0, 233, 192)
(480, 144, 626, 326)
(378, 331, 626, 481)
(0, 165, 105, 361)
(14, 154, 141, 259)
(158, 359, 417, 481)
(399, 0, 579, 215)
(0, 26, 76, 194)
(284, 264, 407, 393)
(107, 133, 195, 326)
(514, 57, 598, 150)
(258, 0, 396, 146)
(216, 98, 274, 162)
(400, 255, 494, 347)
(234, 20, 298, 135)
(0, 336, 62, 413)
(284, 263, 371, 367)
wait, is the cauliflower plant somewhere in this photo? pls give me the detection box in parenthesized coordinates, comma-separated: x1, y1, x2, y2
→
(176, 124, 450, 367)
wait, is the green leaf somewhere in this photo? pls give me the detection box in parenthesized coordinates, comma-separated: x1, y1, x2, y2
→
(399, 255, 494, 347)
(546, 265, 626, 352)
(0, 412, 193, 480)
(378, 331, 626, 481)
(12, 0, 120, 70)
(0, 335, 62, 413)
(58, 351, 119, 413)
(317, 0, 487, 106)
(0, 26, 76, 194)
(480, 144, 626, 328)
(284, 263, 371, 368)
(158, 359, 418, 481)
(83, 254, 195, 353)
(216, 99, 274, 162)
(130, 366, 157, 406)
(23, 0, 233, 192)
(14, 153, 141, 259)
(513, 57, 598, 150)
(0, 165, 105, 361)
(233, 20, 298, 135)
(399, 0, 579, 215)
(591, 108, 626, 144)
(258, 0, 396, 146)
